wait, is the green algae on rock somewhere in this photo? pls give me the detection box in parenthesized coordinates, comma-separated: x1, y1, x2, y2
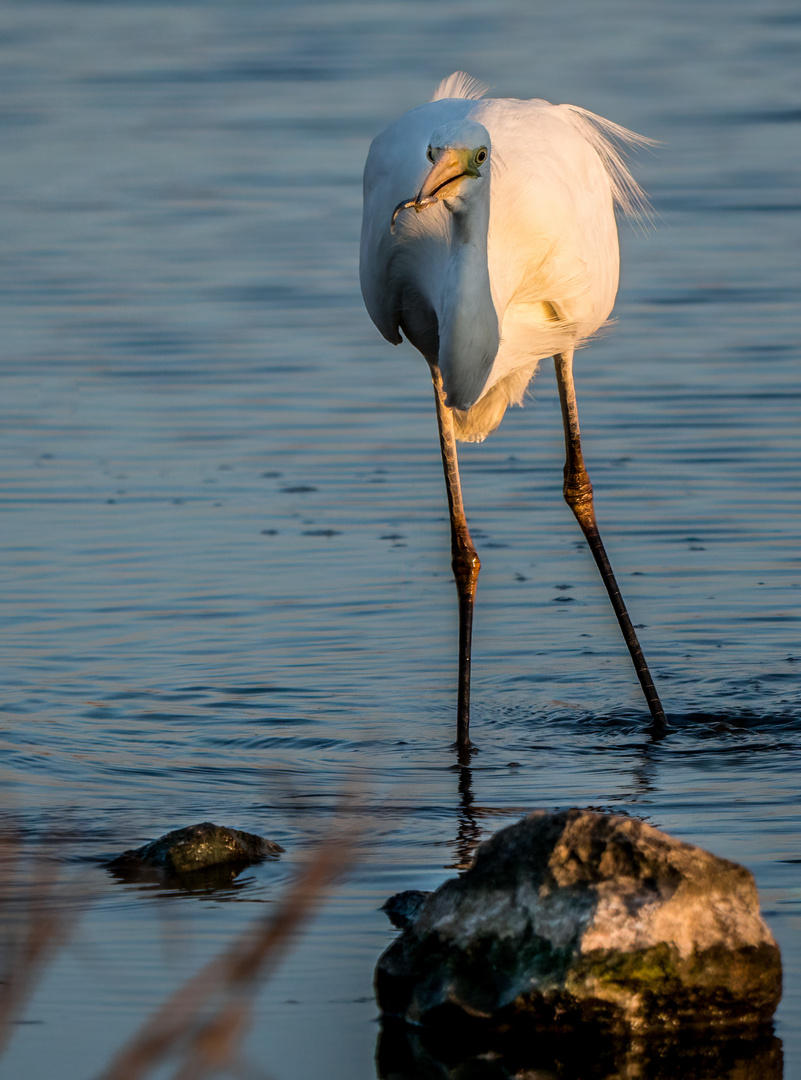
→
(109, 822, 284, 877)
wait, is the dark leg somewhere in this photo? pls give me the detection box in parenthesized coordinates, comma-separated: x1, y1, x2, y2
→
(554, 351, 667, 733)
(432, 368, 480, 753)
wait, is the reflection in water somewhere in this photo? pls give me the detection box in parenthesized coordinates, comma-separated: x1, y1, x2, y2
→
(626, 722, 668, 802)
(448, 717, 670, 870)
(448, 755, 481, 871)
(631, 743, 660, 802)
(376, 1016, 783, 1080)
(105, 859, 257, 896)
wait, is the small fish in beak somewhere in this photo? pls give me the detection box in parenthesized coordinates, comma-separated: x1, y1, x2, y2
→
(390, 146, 483, 234)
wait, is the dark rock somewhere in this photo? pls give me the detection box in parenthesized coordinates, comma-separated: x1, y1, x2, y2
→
(108, 822, 284, 877)
(375, 809, 781, 1035)
(382, 890, 431, 930)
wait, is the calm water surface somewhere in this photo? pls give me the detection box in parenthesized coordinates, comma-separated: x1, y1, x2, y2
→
(1, 1, 799, 1077)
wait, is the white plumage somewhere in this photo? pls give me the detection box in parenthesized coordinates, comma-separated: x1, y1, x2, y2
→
(359, 74, 665, 748)
(360, 73, 650, 441)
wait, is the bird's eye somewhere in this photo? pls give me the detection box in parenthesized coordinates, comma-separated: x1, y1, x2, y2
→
(426, 146, 435, 163)
(475, 147, 487, 165)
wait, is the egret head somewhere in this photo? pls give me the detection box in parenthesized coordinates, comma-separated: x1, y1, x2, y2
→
(391, 119, 491, 233)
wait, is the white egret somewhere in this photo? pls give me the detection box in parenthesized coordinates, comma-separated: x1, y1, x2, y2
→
(360, 73, 666, 750)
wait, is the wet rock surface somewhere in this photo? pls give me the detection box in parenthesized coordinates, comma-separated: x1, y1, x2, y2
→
(376, 809, 781, 1035)
(108, 821, 284, 882)
(382, 890, 431, 930)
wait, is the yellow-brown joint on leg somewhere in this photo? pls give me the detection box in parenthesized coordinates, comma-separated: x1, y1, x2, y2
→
(563, 457, 595, 528)
(554, 351, 667, 734)
(432, 368, 480, 754)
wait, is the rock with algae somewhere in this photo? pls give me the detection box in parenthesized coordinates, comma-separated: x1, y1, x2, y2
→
(376, 809, 781, 1035)
(109, 821, 284, 876)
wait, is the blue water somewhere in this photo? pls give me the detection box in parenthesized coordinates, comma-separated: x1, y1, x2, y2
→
(1, 1, 799, 1077)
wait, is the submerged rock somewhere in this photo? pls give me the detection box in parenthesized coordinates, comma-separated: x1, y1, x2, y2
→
(376, 809, 781, 1035)
(108, 822, 284, 877)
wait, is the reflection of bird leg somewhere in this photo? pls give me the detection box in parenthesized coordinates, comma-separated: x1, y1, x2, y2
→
(449, 760, 481, 869)
(554, 350, 667, 734)
(432, 368, 480, 751)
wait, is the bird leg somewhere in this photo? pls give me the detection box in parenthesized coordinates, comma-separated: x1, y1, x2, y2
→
(432, 368, 480, 753)
(554, 351, 667, 733)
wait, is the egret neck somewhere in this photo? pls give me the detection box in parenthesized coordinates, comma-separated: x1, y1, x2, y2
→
(436, 167, 497, 413)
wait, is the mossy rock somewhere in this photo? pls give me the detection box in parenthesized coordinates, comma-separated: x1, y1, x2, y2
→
(375, 809, 781, 1035)
(108, 821, 284, 879)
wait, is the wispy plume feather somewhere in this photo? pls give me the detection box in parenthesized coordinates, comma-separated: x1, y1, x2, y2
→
(560, 104, 657, 222)
(431, 71, 489, 102)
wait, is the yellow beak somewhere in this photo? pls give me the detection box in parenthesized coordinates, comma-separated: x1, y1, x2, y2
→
(390, 147, 481, 233)
(418, 147, 480, 202)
